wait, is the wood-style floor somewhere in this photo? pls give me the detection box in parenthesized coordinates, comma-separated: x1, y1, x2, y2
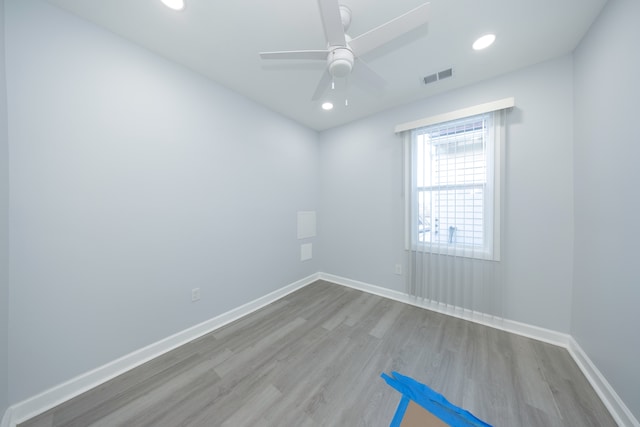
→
(20, 281, 616, 427)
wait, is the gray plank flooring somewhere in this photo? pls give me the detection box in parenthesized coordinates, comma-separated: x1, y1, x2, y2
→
(19, 281, 616, 427)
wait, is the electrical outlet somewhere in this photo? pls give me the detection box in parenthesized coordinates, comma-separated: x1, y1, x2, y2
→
(394, 264, 402, 275)
(191, 288, 200, 302)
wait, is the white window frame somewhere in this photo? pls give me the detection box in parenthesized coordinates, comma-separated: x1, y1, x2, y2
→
(399, 99, 511, 261)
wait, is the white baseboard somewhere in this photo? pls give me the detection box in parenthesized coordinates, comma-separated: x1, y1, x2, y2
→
(318, 273, 571, 347)
(3, 272, 637, 427)
(2, 273, 320, 427)
(568, 338, 640, 427)
(1, 408, 13, 427)
(318, 273, 639, 427)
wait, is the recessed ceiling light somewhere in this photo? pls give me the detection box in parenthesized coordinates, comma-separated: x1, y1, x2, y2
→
(161, 0, 185, 11)
(472, 34, 496, 51)
(322, 102, 334, 111)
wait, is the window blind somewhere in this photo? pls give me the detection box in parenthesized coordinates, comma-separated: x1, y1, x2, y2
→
(401, 100, 512, 323)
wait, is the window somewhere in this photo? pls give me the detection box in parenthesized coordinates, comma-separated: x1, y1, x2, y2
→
(408, 111, 502, 260)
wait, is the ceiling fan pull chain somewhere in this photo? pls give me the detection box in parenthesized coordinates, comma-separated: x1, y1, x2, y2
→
(345, 74, 349, 106)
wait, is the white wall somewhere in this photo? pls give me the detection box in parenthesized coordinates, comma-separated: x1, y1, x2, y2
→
(5, 0, 319, 404)
(572, 0, 640, 420)
(0, 0, 10, 416)
(319, 56, 575, 333)
(4, 0, 637, 420)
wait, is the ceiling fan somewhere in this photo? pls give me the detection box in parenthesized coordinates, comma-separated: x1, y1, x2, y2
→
(259, 0, 430, 102)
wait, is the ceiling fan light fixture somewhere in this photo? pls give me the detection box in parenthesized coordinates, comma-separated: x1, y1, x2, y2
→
(161, 0, 185, 11)
(328, 48, 354, 78)
(473, 34, 496, 50)
(329, 59, 352, 77)
(321, 102, 334, 111)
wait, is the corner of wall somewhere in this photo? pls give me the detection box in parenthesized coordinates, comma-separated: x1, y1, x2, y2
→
(1, 408, 14, 427)
(1, 0, 12, 418)
(571, 0, 640, 422)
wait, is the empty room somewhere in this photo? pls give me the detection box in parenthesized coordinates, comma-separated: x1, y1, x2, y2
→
(1, 0, 639, 426)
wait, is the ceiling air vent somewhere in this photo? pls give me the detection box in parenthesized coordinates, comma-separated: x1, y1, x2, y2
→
(423, 68, 453, 85)
(438, 68, 453, 80)
(423, 73, 438, 85)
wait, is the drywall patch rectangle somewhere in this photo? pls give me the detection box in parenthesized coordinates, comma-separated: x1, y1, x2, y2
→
(297, 211, 316, 239)
(300, 243, 313, 261)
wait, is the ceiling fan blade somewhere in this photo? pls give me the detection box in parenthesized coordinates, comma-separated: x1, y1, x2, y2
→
(311, 70, 333, 101)
(352, 58, 387, 91)
(349, 2, 430, 57)
(317, 0, 346, 47)
(260, 50, 329, 60)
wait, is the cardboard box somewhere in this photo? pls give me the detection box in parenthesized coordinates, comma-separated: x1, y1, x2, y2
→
(400, 400, 449, 427)
(382, 372, 492, 427)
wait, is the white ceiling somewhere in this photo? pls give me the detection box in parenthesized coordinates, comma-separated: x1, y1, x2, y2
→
(44, 0, 607, 131)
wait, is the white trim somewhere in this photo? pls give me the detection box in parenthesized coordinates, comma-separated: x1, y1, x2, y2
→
(394, 97, 515, 133)
(3, 273, 320, 427)
(405, 111, 502, 262)
(1, 408, 13, 427)
(3, 272, 638, 427)
(568, 338, 640, 427)
(492, 109, 505, 261)
(318, 273, 639, 427)
(403, 133, 411, 251)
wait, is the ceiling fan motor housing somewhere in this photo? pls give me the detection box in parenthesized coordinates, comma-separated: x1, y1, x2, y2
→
(328, 47, 354, 78)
